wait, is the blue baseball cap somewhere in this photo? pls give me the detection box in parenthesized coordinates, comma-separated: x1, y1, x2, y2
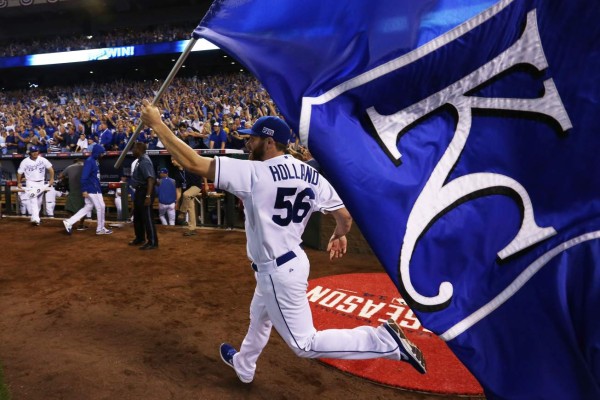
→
(159, 168, 168, 174)
(239, 116, 291, 145)
(29, 146, 40, 152)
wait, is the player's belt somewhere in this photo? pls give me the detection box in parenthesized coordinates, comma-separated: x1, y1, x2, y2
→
(251, 250, 296, 272)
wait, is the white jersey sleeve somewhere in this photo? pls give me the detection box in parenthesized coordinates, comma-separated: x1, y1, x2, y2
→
(17, 158, 28, 175)
(314, 175, 345, 214)
(42, 156, 52, 170)
(214, 156, 253, 200)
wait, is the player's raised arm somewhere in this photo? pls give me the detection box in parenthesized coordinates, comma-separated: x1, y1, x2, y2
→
(140, 99, 215, 181)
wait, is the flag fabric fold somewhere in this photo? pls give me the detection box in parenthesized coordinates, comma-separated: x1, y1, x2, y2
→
(196, 0, 600, 397)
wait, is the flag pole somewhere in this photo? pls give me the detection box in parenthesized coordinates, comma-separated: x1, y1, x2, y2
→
(114, 37, 198, 169)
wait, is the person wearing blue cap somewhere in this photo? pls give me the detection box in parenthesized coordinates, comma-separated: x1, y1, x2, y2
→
(140, 101, 426, 384)
(155, 167, 177, 225)
(17, 145, 55, 226)
(209, 121, 227, 150)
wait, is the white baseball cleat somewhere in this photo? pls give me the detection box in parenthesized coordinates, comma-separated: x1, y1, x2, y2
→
(96, 228, 113, 235)
(63, 220, 72, 235)
(384, 319, 427, 374)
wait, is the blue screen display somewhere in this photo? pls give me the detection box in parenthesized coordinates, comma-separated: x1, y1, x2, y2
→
(0, 39, 218, 69)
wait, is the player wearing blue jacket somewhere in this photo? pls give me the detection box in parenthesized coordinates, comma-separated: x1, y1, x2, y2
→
(63, 145, 113, 235)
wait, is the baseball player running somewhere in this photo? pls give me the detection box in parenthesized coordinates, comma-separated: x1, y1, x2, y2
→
(62, 145, 112, 235)
(140, 101, 426, 384)
(17, 145, 55, 226)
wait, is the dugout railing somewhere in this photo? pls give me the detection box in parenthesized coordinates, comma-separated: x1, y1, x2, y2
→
(0, 149, 248, 229)
(0, 149, 341, 250)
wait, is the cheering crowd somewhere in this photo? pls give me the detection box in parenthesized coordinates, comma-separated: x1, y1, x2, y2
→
(0, 72, 316, 226)
(0, 73, 304, 156)
(0, 21, 196, 58)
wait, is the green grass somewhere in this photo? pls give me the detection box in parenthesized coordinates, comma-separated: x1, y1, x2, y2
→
(0, 362, 10, 400)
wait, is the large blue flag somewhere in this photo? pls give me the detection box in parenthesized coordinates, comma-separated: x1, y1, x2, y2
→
(195, 0, 600, 398)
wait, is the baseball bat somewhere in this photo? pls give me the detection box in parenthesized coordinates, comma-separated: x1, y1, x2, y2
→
(12, 186, 52, 193)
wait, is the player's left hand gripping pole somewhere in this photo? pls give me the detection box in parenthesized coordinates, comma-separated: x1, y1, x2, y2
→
(114, 37, 198, 169)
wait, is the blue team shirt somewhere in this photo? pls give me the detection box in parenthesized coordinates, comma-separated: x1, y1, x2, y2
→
(156, 177, 177, 204)
(209, 129, 227, 149)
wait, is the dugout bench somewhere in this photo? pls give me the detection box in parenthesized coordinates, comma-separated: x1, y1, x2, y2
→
(1, 180, 238, 228)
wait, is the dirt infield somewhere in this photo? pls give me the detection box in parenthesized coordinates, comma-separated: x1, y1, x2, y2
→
(0, 217, 482, 400)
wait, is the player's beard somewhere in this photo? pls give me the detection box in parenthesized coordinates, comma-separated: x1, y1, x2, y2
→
(249, 138, 267, 161)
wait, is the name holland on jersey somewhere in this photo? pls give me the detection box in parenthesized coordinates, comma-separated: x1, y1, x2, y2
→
(307, 285, 432, 333)
(269, 162, 319, 184)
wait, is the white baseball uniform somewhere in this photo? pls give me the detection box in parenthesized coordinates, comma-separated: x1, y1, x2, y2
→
(158, 202, 175, 225)
(115, 187, 124, 220)
(44, 184, 56, 217)
(115, 159, 138, 220)
(215, 154, 404, 383)
(156, 177, 177, 226)
(65, 193, 106, 231)
(18, 188, 31, 215)
(17, 155, 52, 224)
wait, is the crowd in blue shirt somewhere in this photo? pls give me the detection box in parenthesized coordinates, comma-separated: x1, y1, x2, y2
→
(0, 72, 299, 156)
(0, 21, 196, 58)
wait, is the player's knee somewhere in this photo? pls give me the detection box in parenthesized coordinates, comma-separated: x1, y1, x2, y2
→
(288, 344, 310, 358)
(285, 335, 316, 358)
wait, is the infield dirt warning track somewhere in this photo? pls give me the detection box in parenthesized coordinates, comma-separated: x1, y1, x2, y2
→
(0, 217, 483, 400)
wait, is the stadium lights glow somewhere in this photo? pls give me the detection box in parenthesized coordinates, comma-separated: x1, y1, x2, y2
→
(87, 36, 93, 40)
(2, 39, 219, 69)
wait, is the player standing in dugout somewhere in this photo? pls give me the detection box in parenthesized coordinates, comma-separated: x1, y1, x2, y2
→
(140, 100, 426, 383)
(16, 145, 55, 226)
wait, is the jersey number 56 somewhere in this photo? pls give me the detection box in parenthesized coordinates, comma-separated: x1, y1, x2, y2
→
(272, 187, 315, 226)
